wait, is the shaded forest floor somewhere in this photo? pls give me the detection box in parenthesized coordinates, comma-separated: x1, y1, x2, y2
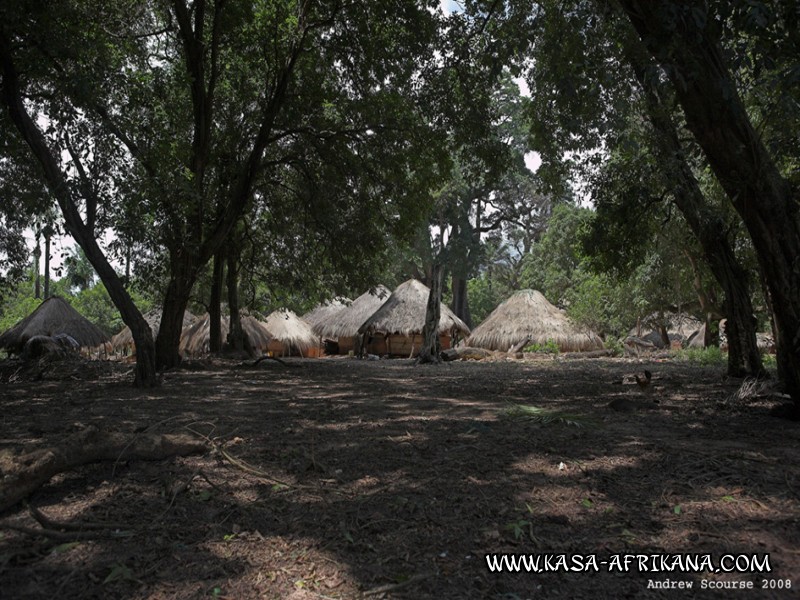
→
(1, 355, 799, 599)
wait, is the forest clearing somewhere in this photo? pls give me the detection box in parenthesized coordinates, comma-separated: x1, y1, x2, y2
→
(2, 0, 800, 597)
(1, 356, 798, 599)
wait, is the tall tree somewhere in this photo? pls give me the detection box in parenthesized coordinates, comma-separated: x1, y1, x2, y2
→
(515, 0, 766, 376)
(1, 1, 457, 376)
(616, 0, 800, 407)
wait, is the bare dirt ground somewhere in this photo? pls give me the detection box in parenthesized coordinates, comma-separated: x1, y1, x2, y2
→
(0, 355, 799, 599)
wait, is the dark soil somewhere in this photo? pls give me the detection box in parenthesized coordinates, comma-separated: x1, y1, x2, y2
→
(0, 355, 798, 599)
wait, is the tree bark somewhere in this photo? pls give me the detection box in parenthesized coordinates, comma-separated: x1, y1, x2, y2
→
(0, 426, 206, 513)
(621, 22, 765, 377)
(155, 252, 195, 370)
(417, 263, 443, 364)
(43, 228, 51, 299)
(451, 275, 473, 329)
(209, 249, 225, 353)
(33, 231, 41, 299)
(226, 242, 244, 351)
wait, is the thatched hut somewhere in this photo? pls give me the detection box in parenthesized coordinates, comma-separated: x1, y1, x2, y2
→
(302, 298, 351, 331)
(262, 310, 317, 357)
(630, 312, 704, 349)
(111, 309, 196, 354)
(179, 313, 229, 357)
(314, 286, 390, 354)
(179, 311, 276, 357)
(358, 279, 471, 357)
(467, 289, 604, 352)
(0, 296, 110, 355)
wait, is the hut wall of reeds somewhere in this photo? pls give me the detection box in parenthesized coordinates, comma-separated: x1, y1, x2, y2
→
(0, 296, 110, 355)
(358, 279, 470, 357)
(467, 289, 604, 352)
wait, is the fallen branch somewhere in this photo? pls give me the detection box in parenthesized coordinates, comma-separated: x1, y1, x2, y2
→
(361, 572, 434, 597)
(441, 347, 493, 361)
(0, 425, 207, 513)
(1, 523, 133, 541)
(247, 355, 288, 367)
(28, 503, 127, 532)
(561, 349, 615, 359)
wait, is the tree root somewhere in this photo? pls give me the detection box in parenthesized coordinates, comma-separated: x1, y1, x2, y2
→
(0, 425, 207, 513)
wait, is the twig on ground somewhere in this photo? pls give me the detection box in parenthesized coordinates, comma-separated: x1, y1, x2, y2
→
(361, 572, 435, 597)
(28, 504, 127, 532)
(1, 524, 132, 541)
(249, 355, 289, 367)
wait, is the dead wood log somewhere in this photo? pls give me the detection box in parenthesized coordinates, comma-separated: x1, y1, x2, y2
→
(508, 338, 531, 354)
(0, 426, 207, 513)
(561, 349, 614, 360)
(441, 347, 493, 361)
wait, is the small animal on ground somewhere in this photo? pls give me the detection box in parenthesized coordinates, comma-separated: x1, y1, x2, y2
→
(634, 369, 652, 390)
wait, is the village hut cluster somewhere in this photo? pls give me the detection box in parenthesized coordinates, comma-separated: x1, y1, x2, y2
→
(11, 279, 769, 363)
(0, 282, 608, 362)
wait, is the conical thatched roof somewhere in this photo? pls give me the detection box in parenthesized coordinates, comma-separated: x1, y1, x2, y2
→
(314, 286, 390, 339)
(262, 310, 317, 351)
(179, 313, 230, 357)
(467, 289, 604, 352)
(0, 296, 109, 352)
(241, 313, 273, 350)
(179, 311, 277, 356)
(358, 279, 470, 337)
(301, 297, 351, 332)
(111, 309, 196, 350)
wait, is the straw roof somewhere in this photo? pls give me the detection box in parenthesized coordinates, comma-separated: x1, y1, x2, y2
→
(179, 313, 230, 357)
(467, 289, 604, 352)
(111, 309, 196, 350)
(631, 312, 703, 339)
(314, 286, 390, 339)
(262, 309, 317, 351)
(358, 279, 470, 337)
(241, 313, 273, 350)
(0, 296, 109, 352)
(179, 311, 278, 356)
(301, 297, 351, 332)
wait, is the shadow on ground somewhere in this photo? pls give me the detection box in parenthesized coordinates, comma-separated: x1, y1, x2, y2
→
(0, 357, 798, 599)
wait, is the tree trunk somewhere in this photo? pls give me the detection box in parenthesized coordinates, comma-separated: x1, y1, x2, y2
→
(622, 30, 764, 377)
(209, 249, 225, 353)
(226, 243, 244, 351)
(43, 229, 50, 299)
(451, 275, 473, 329)
(33, 231, 41, 299)
(124, 245, 131, 284)
(155, 253, 195, 370)
(417, 263, 443, 364)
